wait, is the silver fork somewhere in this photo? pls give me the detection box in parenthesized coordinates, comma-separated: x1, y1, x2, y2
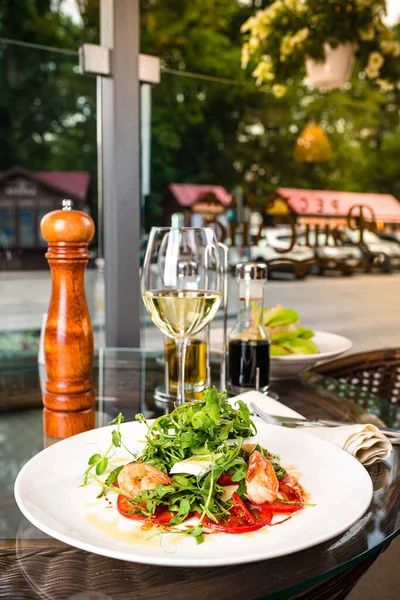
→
(250, 403, 283, 427)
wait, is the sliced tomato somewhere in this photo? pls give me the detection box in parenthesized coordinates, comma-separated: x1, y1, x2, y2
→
(262, 501, 301, 514)
(117, 494, 176, 525)
(230, 492, 256, 525)
(279, 482, 303, 502)
(200, 515, 262, 534)
(117, 495, 147, 521)
(199, 500, 273, 534)
(277, 482, 304, 511)
(217, 473, 235, 486)
(152, 509, 177, 525)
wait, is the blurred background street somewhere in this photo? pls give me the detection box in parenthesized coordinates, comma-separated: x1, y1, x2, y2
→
(1, 269, 399, 354)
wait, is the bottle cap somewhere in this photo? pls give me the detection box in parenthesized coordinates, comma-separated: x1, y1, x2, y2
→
(236, 262, 267, 281)
(177, 260, 198, 279)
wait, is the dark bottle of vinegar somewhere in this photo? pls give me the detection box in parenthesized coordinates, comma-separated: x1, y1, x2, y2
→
(229, 339, 270, 391)
(228, 262, 270, 394)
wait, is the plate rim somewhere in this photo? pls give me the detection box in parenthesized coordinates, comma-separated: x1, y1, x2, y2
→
(14, 420, 373, 568)
(210, 328, 352, 362)
(270, 331, 353, 362)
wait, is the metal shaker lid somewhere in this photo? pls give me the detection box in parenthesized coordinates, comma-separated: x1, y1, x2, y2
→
(236, 262, 267, 281)
(41, 201, 94, 244)
(62, 199, 73, 211)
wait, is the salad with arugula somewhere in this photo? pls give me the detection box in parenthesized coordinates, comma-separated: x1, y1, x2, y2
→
(264, 305, 318, 356)
(83, 388, 308, 544)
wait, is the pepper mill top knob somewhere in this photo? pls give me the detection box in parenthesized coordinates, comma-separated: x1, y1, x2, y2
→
(41, 199, 94, 244)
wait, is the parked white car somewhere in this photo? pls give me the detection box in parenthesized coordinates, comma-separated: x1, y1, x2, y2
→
(343, 228, 400, 272)
(249, 228, 314, 279)
(296, 231, 363, 275)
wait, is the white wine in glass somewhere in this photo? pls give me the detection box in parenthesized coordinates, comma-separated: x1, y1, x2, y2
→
(141, 228, 221, 405)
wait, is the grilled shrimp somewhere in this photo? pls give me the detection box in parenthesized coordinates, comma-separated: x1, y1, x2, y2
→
(117, 462, 173, 499)
(245, 450, 279, 504)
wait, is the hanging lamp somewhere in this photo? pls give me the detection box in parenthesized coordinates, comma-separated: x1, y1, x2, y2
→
(294, 123, 333, 162)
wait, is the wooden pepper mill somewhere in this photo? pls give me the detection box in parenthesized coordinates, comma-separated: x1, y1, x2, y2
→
(41, 200, 96, 438)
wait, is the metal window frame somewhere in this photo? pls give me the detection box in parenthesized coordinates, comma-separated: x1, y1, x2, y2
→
(99, 0, 142, 347)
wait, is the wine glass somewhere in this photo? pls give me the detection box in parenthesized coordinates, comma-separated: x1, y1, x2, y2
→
(141, 227, 222, 405)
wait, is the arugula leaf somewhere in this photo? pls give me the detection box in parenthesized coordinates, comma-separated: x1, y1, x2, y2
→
(188, 524, 204, 544)
(191, 410, 207, 429)
(138, 387, 256, 472)
(172, 474, 190, 486)
(97, 465, 124, 499)
(105, 465, 123, 486)
(204, 387, 220, 424)
(112, 430, 122, 447)
(219, 421, 233, 440)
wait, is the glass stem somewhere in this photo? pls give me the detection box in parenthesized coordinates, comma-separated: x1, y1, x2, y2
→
(176, 338, 188, 406)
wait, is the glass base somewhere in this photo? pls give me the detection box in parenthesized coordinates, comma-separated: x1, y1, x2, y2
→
(167, 380, 207, 393)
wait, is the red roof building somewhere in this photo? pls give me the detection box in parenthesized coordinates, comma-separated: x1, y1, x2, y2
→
(0, 167, 90, 203)
(273, 188, 400, 230)
(34, 171, 90, 201)
(0, 166, 91, 270)
(163, 183, 231, 225)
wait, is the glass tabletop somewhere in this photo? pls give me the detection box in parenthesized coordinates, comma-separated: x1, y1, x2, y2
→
(0, 348, 399, 600)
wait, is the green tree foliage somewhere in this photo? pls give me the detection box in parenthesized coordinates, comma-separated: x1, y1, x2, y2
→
(141, 0, 400, 223)
(230, 69, 400, 205)
(0, 0, 399, 233)
(0, 0, 98, 177)
(140, 0, 269, 225)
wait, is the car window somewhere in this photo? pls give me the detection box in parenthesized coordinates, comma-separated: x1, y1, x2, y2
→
(345, 229, 379, 244)
(276, 235, 293, 243)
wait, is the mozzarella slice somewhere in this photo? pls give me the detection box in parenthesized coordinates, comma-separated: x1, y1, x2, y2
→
(219, 484, 239, 502)
(169, 454, 221, 477)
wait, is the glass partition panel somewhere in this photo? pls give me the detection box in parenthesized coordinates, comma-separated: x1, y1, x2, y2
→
(0, 1, 99, 351)
(139, 1, 400, 359)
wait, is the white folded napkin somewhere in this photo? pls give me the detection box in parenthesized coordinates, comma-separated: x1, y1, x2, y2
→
(229, 390, 392, 466)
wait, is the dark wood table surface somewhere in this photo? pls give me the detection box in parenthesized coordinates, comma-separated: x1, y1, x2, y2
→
(0, 349, 399, 600)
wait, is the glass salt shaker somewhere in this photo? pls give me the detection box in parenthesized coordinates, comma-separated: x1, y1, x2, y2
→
(228, 262, 270, 394)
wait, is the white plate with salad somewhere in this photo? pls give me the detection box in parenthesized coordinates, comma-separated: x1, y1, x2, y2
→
(211, 305, 352, 379)
(15, 389, 372, 567)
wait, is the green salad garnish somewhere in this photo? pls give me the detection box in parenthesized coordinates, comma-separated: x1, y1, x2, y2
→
(82, 387, 293, 544)
(137, 387, 256, 472)
(263, 305, 318, 356)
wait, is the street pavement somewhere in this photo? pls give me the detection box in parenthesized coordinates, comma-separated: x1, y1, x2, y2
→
(1, 270, 399, 354)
